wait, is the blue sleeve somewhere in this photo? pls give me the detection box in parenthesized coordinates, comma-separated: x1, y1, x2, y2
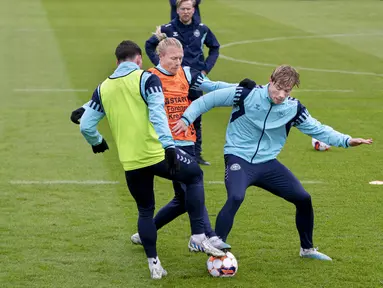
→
(170, 0, 177, 19)
(79, 86, 106, 146)
(141, 72, 175, 149)
(294, 102, 351, 148)
(145, 35, 160, 66)
(182, 86, 236, 125)
(203, 28, 220, 73)
(184, 66, 237, 92)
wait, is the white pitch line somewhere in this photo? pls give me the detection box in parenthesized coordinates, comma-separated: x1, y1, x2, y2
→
(220, 33, 383, 77)
(220, 33, 383, 49)
(13, 88, 89, 92)
(293, 89, 354, 93)
(219, 55, 383, 77)
(10, 180, 119, 185)
(15, 28, 55, 32)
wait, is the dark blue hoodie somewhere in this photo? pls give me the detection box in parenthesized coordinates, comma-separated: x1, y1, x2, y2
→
(145, 17, 220, 73)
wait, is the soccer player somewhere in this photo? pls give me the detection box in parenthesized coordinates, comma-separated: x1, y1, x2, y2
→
(129, 35, 235, 250)
(170, 0, 201, 22)
(146, 0, 220, 165)
(73, 40, 224, 279)
(173, 65, 373, 261)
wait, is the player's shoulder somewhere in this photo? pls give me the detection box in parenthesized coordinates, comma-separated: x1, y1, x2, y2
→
(182, 65, 198, 75)
(198, 22, 210, 31)
(161, 22, 173, 32)
(286, 96, 305, 108)
(248, 84, 266, 96)
(287, 96, 299, 104)
(142, 71, 161, 86)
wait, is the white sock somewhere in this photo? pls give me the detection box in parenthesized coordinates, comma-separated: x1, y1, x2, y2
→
(148, 256, 160, 267)
(192, 233, 206, 242)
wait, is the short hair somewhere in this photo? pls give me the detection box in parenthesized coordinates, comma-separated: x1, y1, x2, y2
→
(176, 0, 196, 8)
(115, 40, 142, 62)
(152, 27, 183, 55)
(270, 65, 300, 88)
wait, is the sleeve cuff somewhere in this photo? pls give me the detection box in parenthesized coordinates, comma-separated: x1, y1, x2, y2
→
(345, 137, 351, 148)
(181, 116, 190, 126)
(164, 145, 175, 150)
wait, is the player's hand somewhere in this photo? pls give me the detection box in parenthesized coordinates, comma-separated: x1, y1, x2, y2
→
(348, 138, 373, 147)
(172, 119, 188, 136)
(165, 147, 180, 175)
(92, 139, 109, 153)
(239, 78, 256, 90)
(201, 70, 207, 76)
(70, 107, 85, 124)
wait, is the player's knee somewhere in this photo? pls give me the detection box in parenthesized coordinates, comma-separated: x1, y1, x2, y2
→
(294, 191, 312, 206)
(173, 193, 185, 204)
(228, 193, 245, 207)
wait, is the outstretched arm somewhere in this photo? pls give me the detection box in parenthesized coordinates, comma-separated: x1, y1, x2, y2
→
(184, 66, 237, 93)
(294, 102, 373, 147)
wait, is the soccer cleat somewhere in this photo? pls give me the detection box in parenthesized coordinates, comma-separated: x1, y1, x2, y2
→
(208, 236, 231, 250)
(196, 156, 210, 166)
(149, 263, 167, 280)
(300, 247, 332, 261)
(188, 235, 225, 257)
(130, 233, 142, 245)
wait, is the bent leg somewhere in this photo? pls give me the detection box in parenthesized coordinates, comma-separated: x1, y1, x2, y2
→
(153, 181, 186, 230)
(255, 160, 314, 249)
(215, 155, 250, 242)
(152, 148, 205, 235)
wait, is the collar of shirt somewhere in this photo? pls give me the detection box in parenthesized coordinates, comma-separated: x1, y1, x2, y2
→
(176, 17, 195, 28)
(156, 64, 175, 76)
(110, 61, 140, 78)
(263, 83, 273, 104)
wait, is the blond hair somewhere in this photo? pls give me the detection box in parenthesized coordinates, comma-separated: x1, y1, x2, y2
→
(153, 26, 183, 55)
(270, 65, 300, 88)
(176, 0, 196, 8)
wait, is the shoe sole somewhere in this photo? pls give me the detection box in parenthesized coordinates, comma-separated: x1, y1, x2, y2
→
(300, 255, 332, 261)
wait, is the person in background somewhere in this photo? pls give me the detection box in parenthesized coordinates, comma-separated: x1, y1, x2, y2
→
(170, 0, 201, 22)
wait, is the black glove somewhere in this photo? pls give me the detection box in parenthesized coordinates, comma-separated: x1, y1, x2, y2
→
(165, 147, 180, 176)
(92, 139, 109, 154)
(70, 107, 85, 124)
(234, 78, 257, 107)
(239, 78, 256, 90)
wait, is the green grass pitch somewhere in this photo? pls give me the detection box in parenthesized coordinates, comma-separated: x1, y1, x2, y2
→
(1, 0, 382, 287)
